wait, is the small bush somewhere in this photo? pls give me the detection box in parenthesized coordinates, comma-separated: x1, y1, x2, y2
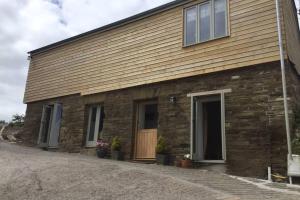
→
(9, 114, 25, 127)
(111, 136, 121, 151)
(156, 136, 168, 154)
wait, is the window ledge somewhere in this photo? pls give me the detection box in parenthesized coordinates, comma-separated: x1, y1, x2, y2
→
(85, 145, 97, 148)
(183, 35, 230, 48)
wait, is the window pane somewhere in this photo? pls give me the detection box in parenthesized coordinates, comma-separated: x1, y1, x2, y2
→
(214, 0, 227, 38)
(98, 106, 104, 139)
(185, 7, 197, 45)
(88, 107, 97, 141)
(199, 3, 211, 42)
(144, 104, 158, 129)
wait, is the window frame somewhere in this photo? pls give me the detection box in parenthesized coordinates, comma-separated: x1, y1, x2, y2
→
(184, 5, 198, 46)
(183, 0, 229, 47)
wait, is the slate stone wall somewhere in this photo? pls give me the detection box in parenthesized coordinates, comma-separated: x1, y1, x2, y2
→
(22, 61, 300, 178)
(22, 95, 85, 152)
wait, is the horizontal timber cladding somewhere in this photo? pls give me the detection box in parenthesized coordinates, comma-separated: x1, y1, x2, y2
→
(24, 0, 282, 103)
(282, 0, 300, 74)
(23, 62, 299, 178)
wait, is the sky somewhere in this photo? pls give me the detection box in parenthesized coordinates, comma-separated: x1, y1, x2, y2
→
(0, 0, 173, 122)
(0, 0, 299, 122)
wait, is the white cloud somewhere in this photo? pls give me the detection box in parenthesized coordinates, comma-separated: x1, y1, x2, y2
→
(0, 0, 172, 122)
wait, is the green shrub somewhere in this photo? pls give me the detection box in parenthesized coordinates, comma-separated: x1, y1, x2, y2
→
(111, 136, 121, 151)
(156, 136, 168, 154)
(9, 114, 25, 127)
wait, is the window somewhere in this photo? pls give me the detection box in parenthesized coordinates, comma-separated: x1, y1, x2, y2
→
(86, 105, 104, 147)
(185, 6, 197, 46)
(144, 104, 158, 129)
(138, 102, 158, 129)
(199, 3, 211, 42)
(214, 0, 227, 38)
(184, 0, 228, 46)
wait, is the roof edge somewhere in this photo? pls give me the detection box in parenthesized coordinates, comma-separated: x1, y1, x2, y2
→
(28, 0, 190, 55)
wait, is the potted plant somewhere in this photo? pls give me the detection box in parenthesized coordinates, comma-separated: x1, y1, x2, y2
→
(181, 154, 192, 168)
(96, 139, 109, 158)
(175, 158, 182, 167)
(156, 136, 169, 165)
(111, 136, 123, 160)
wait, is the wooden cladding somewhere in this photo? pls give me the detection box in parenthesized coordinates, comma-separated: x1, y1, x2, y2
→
(282, 0, 300, 74)
(24, 0, 283, 103)
(135, 129, 158, 159)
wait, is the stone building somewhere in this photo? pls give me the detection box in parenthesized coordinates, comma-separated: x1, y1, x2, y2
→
(22, 0, 300, 178)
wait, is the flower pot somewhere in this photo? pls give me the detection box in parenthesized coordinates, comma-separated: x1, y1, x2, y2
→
(175, 160, 182, 167)
(111, 150, 123, 160)
(181, 159, 192, 168)
(156, 154, 169, 165)
(96, 149, 107, 158)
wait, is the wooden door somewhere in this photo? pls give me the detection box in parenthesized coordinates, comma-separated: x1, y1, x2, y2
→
(135, 101, 158, 160)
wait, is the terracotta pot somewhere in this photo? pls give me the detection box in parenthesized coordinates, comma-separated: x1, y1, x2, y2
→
(181, 159, 192, 168)
(175, 160, 182, 167)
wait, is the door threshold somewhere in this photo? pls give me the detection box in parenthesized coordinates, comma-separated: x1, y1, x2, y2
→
(131, 159, 156, 164)
(193, 160, 225, 164)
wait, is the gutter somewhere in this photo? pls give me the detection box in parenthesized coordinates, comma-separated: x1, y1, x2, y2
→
(275, 0, 293, 183)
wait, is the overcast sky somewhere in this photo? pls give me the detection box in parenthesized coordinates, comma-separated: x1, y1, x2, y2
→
(0, 0, 299, 122)
(0, 0, 173, 122)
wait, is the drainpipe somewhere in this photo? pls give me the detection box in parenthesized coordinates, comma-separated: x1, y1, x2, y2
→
(275, 0, 293, 183)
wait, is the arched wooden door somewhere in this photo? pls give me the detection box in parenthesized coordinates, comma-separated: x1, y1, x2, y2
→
(135, 101, 158, 160)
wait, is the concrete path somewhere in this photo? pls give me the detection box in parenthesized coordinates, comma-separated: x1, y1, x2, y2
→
(1, 142, 300, 200)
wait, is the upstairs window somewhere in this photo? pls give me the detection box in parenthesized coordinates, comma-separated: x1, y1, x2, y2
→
(185, 6, 197, 46)
(184, 0, 228, 46)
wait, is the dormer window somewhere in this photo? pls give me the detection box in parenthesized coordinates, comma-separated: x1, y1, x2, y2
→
(184, 0, 228, 46)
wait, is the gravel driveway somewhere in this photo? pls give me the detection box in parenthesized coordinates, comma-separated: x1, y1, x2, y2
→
(1, 142, 300, 200)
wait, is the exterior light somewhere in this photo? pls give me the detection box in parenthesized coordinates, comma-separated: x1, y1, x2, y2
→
(169, 96, 176, 103)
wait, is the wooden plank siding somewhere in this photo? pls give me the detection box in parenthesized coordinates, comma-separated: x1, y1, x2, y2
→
(282, 0, 300, 74)
(135, 129, 158, 159)
(24, 0, 283, 103)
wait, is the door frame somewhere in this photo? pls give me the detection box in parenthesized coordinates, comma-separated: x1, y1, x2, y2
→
(38, 105, 54, 148)
(86, 104, 102, 147)
(133, 99, 158, 160)
(187, 89, 231, 163)
(38, 103, 62, 148)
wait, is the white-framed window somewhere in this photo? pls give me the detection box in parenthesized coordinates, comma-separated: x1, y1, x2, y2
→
(86, 104, 104, 147)
(184, 0, 228, 46)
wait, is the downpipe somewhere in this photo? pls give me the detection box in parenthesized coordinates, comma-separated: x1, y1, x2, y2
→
(275, 0, 293, 184)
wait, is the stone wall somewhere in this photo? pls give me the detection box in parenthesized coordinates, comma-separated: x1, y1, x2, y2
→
(22, 95, 85, 152)
(22, 61, 300, 178)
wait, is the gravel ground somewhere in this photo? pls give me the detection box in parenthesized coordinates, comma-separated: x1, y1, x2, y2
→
(1, 142, 300, 200)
